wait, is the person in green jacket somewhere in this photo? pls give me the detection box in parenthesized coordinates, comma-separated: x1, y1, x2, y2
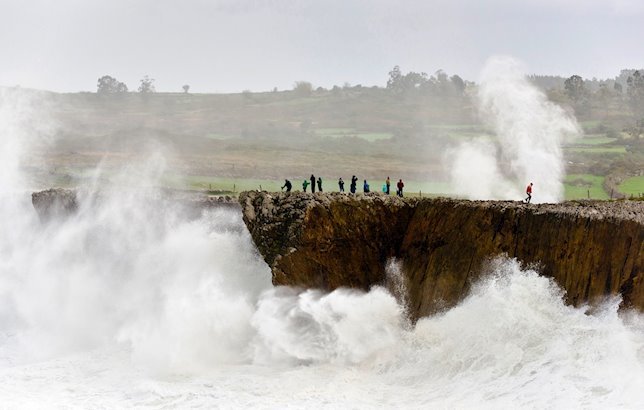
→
(302, 179, 310, 192)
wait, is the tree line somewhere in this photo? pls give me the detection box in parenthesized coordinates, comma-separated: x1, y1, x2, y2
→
(94, 66, 469, 98)
(95, 67, 644, 114)
(97, 74, 189, 94)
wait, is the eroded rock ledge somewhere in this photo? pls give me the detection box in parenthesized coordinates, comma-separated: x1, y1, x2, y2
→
(240, 191, 643, 319)
(32, 188, 239, 221)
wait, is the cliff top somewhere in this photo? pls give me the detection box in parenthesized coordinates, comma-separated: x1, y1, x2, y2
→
(239, 191, 644, 225)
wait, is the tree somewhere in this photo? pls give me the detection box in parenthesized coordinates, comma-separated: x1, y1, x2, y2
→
(386, 65, 429, 95)
(293, 81, 312, 97)
(564, 75, 586, 101)
(450, 74, 466, 95)
(386, 66, 403, 90)
(627, 70, 644, 109)
(97, 75, 128, 93)
(138, 75, 156, 93)
(614, 82, 623, 93)
(182, 84, 190, 93)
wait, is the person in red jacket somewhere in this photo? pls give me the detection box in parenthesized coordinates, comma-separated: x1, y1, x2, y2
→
(396, 179, 405, 197)
(524, 182, 533, 203)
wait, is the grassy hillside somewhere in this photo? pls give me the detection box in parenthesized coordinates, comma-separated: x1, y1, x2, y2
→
(7, 86, 643, 198)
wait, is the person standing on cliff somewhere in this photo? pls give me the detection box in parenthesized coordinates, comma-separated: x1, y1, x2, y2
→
(385, 176, 391, 195)
(310, 174, 316, 193)
(317, 177, 323, 192)
(363, 179, 370, 193)
(397, 179, 404, 197)
(302, 179, 310, 192)
(524, 182, 533, 203)
(350, 175, 358, 194)
(338, 177, 345, 192)
(281, 179, 292, 192)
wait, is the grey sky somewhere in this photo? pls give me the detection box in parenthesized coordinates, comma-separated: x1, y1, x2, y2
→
(1, 0, 642, 92)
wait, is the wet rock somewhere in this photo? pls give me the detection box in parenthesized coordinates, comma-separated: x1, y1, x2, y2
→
(31, 188, 240, 221)
(31, 188, 78, 221)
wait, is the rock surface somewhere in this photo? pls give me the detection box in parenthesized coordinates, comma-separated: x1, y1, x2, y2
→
(240, 191, 643, 319)
(31, 188, 239, 221)
(32, 188, 78, 220)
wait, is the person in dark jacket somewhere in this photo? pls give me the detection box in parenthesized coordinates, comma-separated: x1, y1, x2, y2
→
(281, 179, 292, 192)
(363, 179, 370, 193)
(350, 175, 358, 194)
(396, 179, 404, 197)
(310, 174, 316, 193)
(317, 177, 323, 192)
(338, 177, 345, 192)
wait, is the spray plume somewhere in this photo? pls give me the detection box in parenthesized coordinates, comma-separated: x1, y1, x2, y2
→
(447, 57, 580, 203)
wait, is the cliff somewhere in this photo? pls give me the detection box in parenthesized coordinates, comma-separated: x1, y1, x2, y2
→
(240, 191, 643, 319)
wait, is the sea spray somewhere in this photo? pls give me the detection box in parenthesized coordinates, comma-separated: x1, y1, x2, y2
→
(1, 186, 274, 371)
(404, 257, 644, 408)
(447, 57, 580, 203)
(251, 286, 404, 366)
(384, 257, 411, 320)
(2, 250, 642, 408)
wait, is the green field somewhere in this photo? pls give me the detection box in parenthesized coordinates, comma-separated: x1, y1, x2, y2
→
(315, 128, 393, 141)
(428, 124, 481, 130)
(566, 146, 627, 154)
(164, 176, 281, 193)
(576, 135, 618, 145)
(618, 176, 644, 197)
(315, 128, 353, 135)
(204, 133, 234, 140)
(428, 124, 493, 139)
(564, 174, 609, 200)
(579, 120, 602, 131)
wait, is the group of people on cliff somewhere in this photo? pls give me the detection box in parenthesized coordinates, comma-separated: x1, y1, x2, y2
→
(282, 175, 405, 197)
(283, 178, 535, 202)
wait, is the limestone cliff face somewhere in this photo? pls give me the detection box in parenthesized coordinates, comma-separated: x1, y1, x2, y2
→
(403, 199, 643, 317)
(240, 191, 643, 319)
(240, 192, 415, 289)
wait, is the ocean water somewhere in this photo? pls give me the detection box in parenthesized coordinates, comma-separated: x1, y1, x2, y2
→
(0, 188, 642, 409)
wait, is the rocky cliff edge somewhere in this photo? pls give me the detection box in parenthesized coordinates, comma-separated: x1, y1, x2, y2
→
(240, 191, 643, 319)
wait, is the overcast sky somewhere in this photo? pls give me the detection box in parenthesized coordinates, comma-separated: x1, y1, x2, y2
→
(1, 0, 642, 93)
